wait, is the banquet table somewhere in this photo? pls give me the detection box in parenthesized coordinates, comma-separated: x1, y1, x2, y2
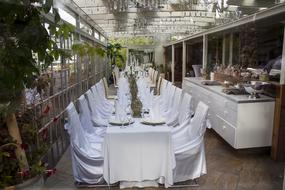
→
(103, 119, 176, 188)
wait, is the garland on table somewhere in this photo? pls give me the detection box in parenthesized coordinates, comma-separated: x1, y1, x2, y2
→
(128, 75, 142, 117)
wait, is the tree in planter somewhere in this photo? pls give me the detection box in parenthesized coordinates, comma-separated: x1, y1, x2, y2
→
(0, 0, 73, 187)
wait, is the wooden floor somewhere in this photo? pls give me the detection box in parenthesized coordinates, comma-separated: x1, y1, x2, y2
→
(41, 130, 285, 190)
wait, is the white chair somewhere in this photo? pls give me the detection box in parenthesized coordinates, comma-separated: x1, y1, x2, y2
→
(156, 76, 162, 95)
(102, 77, 117, 99)
(65, 102, 104, 184)
(85, 90, 109, 124)
(192, 65, 202, 77)
(91, 85, 113, 117)
(78, 95, 106, 139)
(150, 70, 158, 88)
(171, 93, 192, 135)
(96, 80, 114, 106)
(154, 78, 167, 102)
(162, 84, 176, 115)
(172, 101, 209, 183)
(148, 68, 153, 81)
(156, 80, 170, 112)
(166, 87, 183, 126)
(112, 72, 118, 88)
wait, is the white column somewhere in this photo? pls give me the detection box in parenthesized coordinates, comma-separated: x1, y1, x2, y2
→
(222, 34, 226, 65)
(281, 26, 285, 85)
(172, 45, 175, 83)
(182, 41, 187, 80)
(202, 35, 208, 69)
(229, 33, 233, 65)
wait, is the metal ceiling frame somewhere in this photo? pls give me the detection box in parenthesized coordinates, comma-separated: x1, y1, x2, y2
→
(70, 0, 283, 39)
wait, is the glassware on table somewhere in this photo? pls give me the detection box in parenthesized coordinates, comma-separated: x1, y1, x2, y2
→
(141, 108, 146, 119)
(127, 109, 133, 127)
(119, 111, 126, 128)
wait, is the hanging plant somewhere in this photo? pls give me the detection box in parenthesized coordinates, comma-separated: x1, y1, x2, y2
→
(72, 42, 106, 79)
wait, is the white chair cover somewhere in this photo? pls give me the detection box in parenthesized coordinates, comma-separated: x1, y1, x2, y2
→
(162, 84, 176, 115)
(156, 77, 162, 95)
(178, 93, 193, 126)
(103, 77, 117, 99)
(153, 71, 158, 86)
(160, 79, 168, 95)
(148, 68, 153, 81)
(170, 93, 192, 133)
(154, 79, 168, 104)
(78, 95, 106, 139)
(96, 80, 114, 107)
(91, 85, 113, 118)
(65, 102, 104, 184)
(172, 101, 209, 182)
(192, 65, 202, 77)
(166, 88, 182, 126)
(85, 90, 109, 125)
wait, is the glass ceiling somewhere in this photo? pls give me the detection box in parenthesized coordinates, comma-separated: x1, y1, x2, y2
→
(71, 0, 284, 39)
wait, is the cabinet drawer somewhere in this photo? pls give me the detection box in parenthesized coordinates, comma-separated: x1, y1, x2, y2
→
(215, 115, 236, 148)
(214, 106, 237, 126)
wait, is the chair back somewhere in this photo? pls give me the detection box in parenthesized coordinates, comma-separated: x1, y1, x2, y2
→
(160, 79, 168, 96)
(192, 65, 202, 77)
(172, 87, 182, 113)
(66, 102, 89, 149)
(188, 101, 209, 140)
(156, 76, 162, 95)
(153, 71, 158, 85)
(178, 93, 192, 125)
(85, 89, 97, 115)
(102, 77, 109, 97)
(96, 80, 107, 100)
(78, 95, 95, 134)
(166, 85, 176, 110)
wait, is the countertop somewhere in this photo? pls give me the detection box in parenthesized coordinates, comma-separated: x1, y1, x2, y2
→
(183, 77, 275, 103)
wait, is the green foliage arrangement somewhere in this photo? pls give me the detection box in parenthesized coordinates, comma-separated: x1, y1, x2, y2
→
(128, 75, 142, 117)
(72, 42, 105, 60)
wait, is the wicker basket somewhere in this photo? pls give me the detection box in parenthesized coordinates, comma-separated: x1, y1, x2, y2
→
(213, 73, 242, 84)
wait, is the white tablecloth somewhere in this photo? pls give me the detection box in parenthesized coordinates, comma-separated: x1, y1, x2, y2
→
(103, 120, 175, 188)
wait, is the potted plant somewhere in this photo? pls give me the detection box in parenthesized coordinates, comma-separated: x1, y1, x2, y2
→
(0, 0, 73, 188)
(106, 42, 125, 68)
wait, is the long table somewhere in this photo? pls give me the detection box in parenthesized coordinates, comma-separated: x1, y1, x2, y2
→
(103, 120, 175, 188)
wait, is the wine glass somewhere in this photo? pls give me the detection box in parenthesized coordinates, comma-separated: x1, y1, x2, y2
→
(119, 110, 126, 128)
(141, 108, 145, 119)
(127, 109, 133, 127)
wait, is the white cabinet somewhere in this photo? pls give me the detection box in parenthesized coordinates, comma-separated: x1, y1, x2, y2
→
(183, 78, 275, 149)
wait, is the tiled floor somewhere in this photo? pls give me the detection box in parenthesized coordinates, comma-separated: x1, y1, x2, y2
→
(41, 130, 285, 190)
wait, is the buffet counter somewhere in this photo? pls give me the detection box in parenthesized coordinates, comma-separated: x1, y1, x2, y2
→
(183, 77, 275, 149)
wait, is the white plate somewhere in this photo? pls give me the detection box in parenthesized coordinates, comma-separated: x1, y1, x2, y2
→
(108, 118, 134, 126)
(141, 118, 165, 125)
